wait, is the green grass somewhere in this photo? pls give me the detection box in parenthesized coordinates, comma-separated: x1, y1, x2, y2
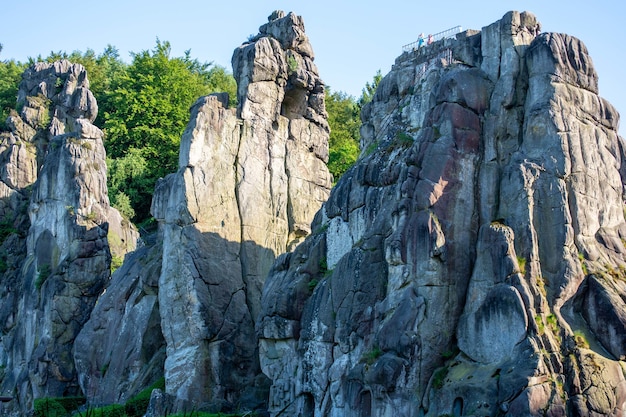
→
(364, 140, 379, 156)
(535, 314, 545, 335)
(573, 330, 589, 349)
(111, 255, 124, 274)
(394, 131, 414, 148)
(34, 377, 166, 417)
(287, 55, 298, 74)
(0, 216, 17, 246)
(516, 256, 526, 275)
(34, 397, 86, 417)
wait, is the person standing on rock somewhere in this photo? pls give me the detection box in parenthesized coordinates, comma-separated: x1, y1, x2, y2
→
(417, 33, 425, 48)
(428, 34, 434, 44)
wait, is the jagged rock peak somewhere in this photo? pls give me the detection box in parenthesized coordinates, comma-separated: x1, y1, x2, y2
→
(232, 10, 328, 131)
(17, 59, 98, 124)
(259, 10, 626, 417)
(258, 10, 315, 58)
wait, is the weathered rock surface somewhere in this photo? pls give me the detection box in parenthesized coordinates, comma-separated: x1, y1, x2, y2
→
(74, 10, 331, 413)
(0, 60, 138, 415)
(258, 11, 626, 416)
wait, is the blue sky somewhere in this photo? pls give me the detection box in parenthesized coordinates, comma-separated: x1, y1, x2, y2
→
(1, 1, 623, 134)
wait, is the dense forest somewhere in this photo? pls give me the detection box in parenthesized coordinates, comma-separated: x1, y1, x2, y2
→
(0, 41, 380, 226)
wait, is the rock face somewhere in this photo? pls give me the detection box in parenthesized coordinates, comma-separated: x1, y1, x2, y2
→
(258, 11, 626, 417)
(0, 60, 138, 414)
(74, 10, 331, 413)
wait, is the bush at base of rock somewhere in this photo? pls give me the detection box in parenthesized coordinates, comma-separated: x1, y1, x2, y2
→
(34, 396, 86, 417)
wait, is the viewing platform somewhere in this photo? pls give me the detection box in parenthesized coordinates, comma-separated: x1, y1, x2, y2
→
(402, 26, 463, 52)
(394, 26, 481, 70)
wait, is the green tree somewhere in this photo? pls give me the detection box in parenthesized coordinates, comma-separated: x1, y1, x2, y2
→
(204, 64, 238, 107)
(0, 59, 26, 130)
(358, 69, 383, 108)
(102, 39, 235, 223)
(326, 88, 361, 182)
(106, 148, 148, 220)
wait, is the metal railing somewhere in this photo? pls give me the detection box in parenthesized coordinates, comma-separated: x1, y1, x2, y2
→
(402, 25, 463, 52)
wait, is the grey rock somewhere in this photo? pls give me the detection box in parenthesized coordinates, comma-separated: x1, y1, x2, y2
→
(259, 10, 626, 417)
(152, 9, 330, 409)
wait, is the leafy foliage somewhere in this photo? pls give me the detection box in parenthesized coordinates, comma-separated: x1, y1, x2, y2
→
(100, 40, 215, 221)
(0, 41, 375, 225)
(123, 376, 165, 416)
(325, 88, 360, 182)
(100, 40, 239, 222)
(24, 42, 238, 224)
(0, 59, 27, 130)
(363, 346, 383, 365)
(358, 69, 382, 108)
(432, 366, 449, 389)
(34, 398, 70, 417)
(34, 397, 86, 417)
(0, 215, 17, 245)
(33, 378, 165, 417)
(35, 264, 51, 290)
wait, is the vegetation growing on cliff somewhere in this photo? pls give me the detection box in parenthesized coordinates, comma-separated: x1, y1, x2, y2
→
(326, 88, 360, 182)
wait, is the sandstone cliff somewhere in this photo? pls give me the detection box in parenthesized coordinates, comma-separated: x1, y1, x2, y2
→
(74, 10, 331, 413)
(0, 60, 138, 413)
(258, 11, 626, 417)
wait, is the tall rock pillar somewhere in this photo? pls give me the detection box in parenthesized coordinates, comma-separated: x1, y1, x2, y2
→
(151, 10, 331, 411)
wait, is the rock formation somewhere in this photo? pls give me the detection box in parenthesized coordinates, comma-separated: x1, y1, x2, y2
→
(0, 60, 138, 414)
(1, 9, 624, 417)
(74, 9, 331, 413)
(258, 11, 626, 417)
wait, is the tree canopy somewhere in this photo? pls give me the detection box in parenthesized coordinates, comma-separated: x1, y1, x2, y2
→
(101, 40, 228, 222)
(326, 88, 360, 183)
(0, 59, 26, 131)
(0, 42, 382, 227)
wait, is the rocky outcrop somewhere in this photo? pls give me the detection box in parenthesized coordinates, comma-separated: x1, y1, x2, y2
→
(258, 11, 626, 417)
(74, 10, 331, 413)
(0, 60, 138, 414)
